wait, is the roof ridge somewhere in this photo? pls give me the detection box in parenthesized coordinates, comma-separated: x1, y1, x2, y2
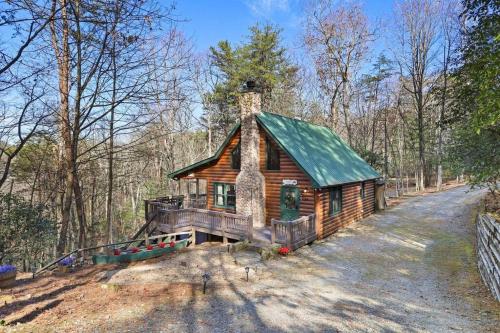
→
(260, 111, 339, 135)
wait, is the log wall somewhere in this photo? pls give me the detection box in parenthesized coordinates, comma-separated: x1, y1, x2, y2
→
(314, 180, 375, 239)
(191, 129, 241, 214)
(259, 130, 315, 225)
(477, 213, 500, 301)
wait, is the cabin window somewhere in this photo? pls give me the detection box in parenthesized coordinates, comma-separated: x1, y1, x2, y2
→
(231, 141, 241, 170)
(266, 137, 280, 170)
(213, 183, 236, 209)
(329, 186, 342, 216)
(360, 182, 365, 199)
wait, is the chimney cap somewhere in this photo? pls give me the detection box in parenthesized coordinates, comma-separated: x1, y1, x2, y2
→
(241, 79, 261, 93)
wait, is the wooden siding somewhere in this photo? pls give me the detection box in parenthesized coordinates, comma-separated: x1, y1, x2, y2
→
(314, 180, 375, 239)
(190, 129, 241, 214)
(259, 130, 315, 226)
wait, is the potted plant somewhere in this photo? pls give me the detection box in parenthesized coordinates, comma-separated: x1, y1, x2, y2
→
(58, 256, 74, 273)
(0, 265, 17, 288)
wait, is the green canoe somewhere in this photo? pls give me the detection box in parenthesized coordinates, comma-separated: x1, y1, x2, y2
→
(92, 239, 188, 265)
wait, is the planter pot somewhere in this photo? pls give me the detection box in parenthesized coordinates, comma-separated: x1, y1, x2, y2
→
(0, 270, 17, 288)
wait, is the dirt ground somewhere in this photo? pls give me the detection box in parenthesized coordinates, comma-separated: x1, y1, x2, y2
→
(1, 185, 499, 332)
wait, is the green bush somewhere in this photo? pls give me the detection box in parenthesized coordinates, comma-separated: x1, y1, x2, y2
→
(0, 194, 57, 270)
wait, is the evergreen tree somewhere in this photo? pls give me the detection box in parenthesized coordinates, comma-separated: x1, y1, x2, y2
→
(205, 24, 298, 141)
(448, 0, 499, 193)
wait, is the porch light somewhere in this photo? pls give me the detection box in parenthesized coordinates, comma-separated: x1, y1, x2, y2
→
(202, 272, 210, 294)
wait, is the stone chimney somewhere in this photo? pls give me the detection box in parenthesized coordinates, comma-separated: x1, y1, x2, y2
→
(236, 81, 266, 228)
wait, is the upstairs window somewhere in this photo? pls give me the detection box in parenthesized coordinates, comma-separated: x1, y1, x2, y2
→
(266, 137, 280, 170)
(214, 183, 236, 209)
(360, 182, 365, 199)
(231, 141, 240, 170)
(329, 186, 342, 216)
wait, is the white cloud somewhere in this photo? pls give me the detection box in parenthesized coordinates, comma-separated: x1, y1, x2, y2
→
(245, 0, 290, 17)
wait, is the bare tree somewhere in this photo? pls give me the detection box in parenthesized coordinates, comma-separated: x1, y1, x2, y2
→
(393, 0, 440, 190)
(304, 0, 373, 144)
(436, 0, 461, 190)
(0, 1, 55, 189)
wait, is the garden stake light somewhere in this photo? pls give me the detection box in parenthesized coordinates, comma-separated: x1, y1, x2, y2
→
(202, 273, 210, 294)
(245, 266, 250, 282)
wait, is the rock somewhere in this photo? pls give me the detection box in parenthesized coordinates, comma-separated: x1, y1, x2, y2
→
(100, 283, 121, 292)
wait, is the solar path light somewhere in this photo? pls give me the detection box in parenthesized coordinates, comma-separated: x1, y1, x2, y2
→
(202, 272, 210, 294)
(245, 266, 250, 282)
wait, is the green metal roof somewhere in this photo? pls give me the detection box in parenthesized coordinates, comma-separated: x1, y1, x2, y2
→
(169, 111, 380, 187)
(256, 112, 380, 187)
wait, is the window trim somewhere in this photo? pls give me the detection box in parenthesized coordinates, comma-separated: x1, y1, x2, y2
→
(266, 137, 280, 170)
(360, 182, 365, 199)
(213, 182, 236, 209)
(329, 186, 343, 216)
(230, 141, 241, 170)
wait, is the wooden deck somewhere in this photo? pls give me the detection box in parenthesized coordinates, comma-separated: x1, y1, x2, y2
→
(145, 200, 316, 250)
(146, 200, 252, 242)
(271, 214, 316, 250)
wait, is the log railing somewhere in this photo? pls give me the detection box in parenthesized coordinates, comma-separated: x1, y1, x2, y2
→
(477, 213, 500, 301)
(145, 200, 252, 242)
(32, 232, 192, 278)
(271, 214, 316, 251)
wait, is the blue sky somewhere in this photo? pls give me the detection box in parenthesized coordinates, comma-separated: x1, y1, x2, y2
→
(175, 0, 395, 55)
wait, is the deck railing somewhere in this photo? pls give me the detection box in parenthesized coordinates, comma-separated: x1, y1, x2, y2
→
(271, 214, 316, 250)
(145, 200, 252, 242)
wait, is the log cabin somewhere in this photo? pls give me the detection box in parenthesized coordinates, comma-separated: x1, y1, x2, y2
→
(165, 81, 382, 248)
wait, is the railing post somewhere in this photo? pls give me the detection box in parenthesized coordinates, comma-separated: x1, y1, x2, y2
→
(271, 220, 276, 244)
(287, 222, 293, 250)
(144, 200, 149, 220)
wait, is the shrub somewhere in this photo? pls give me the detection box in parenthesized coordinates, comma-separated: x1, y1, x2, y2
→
(158, 242, 166, 248)
(131, 247, 140, 253)
(169, 241, 176, 248)
(113, 249, 121, 256)
(146, 245, 154, 250)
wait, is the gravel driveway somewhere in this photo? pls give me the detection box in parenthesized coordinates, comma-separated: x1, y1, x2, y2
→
(4, 186, 499, 332)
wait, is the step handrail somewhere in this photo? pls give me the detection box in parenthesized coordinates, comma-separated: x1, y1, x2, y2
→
(32, 231, 191, 278)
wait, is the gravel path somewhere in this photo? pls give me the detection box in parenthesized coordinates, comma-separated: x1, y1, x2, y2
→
(3, 186, 499, 332)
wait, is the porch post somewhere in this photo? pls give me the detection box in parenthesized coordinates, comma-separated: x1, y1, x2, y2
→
(196, 179, 200, 200)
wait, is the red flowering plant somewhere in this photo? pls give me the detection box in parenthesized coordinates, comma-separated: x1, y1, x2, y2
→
(113, 249, 121, 256)
(169, 241, 176, 248)
(278, 247, 290, 256)
(158, 242, 166, 248)
(146, 245, 154, 251)
(131, 247, 140, 253)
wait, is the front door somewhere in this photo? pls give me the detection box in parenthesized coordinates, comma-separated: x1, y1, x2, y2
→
(280, 185, 300, 221)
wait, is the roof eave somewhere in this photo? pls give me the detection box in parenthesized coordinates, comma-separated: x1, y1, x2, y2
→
(167, 124, 241, 180)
